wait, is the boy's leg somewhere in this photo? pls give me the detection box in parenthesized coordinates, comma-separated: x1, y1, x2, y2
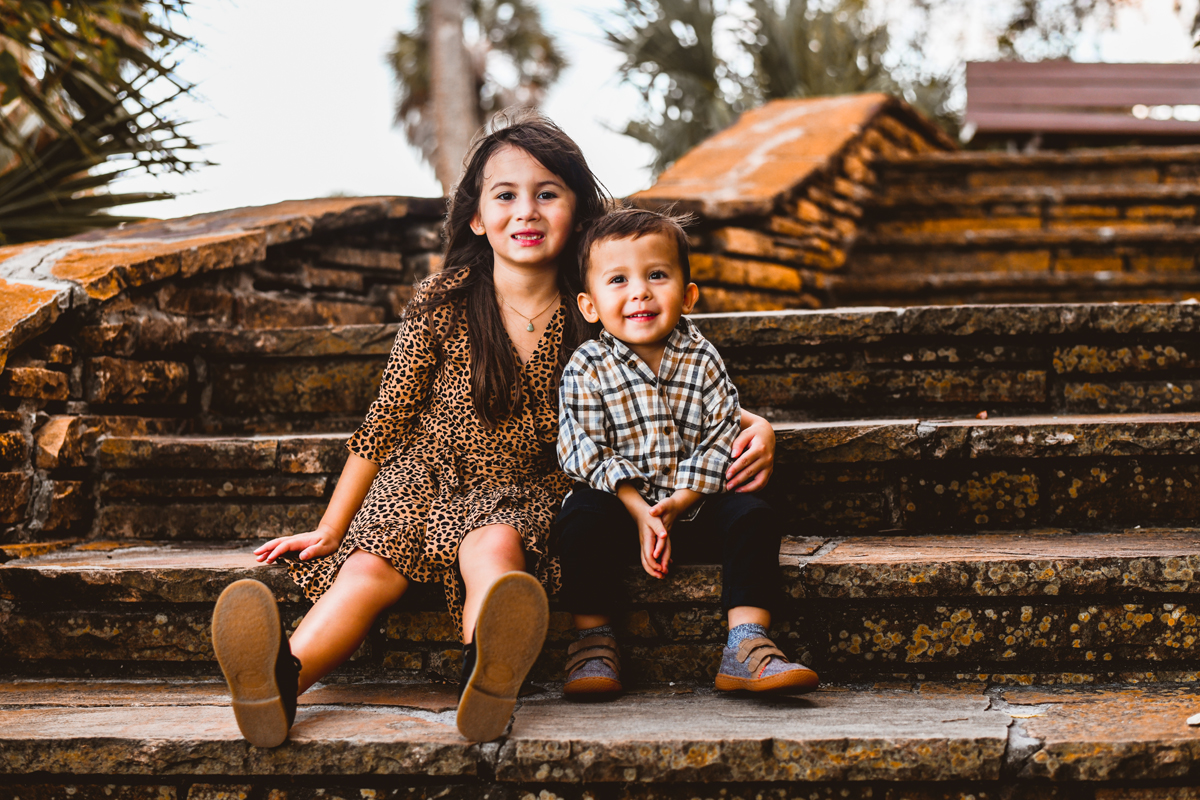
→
(688, 493, 819, 694)
(555, 487, 639, 694)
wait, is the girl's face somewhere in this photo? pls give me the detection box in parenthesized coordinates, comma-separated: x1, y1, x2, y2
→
(470, 145, 578, 275)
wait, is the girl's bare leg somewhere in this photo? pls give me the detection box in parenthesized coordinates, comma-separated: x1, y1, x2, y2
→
(458, 524, 526, 642)
(288, 549, 409, 693)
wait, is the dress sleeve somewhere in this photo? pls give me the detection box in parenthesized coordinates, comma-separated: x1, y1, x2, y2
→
(557, 353, 647, 494)
(674, 346, 741, 495)
(345, 288, 439, 465)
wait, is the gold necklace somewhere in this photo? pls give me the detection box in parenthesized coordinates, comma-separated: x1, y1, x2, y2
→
(499, 291, 560, 332)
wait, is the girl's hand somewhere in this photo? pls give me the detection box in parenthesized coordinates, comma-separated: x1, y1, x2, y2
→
(255, 527, 342, 564)
(727, 411, 776, 493)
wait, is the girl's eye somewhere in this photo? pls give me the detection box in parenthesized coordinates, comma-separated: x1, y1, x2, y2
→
(498, 191, 515, 201)
(538, 190, 558, 200)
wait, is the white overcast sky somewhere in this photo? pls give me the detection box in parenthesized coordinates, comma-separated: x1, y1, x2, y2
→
(122, 0, 1200, 221)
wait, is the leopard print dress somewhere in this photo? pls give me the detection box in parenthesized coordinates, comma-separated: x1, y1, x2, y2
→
(285, 269, 574, 640)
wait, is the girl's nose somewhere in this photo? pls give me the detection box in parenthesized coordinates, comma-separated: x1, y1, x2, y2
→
(516, 197, 540, 220)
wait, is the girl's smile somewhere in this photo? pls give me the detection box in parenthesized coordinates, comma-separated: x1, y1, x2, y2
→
(470, 146, 577, 272)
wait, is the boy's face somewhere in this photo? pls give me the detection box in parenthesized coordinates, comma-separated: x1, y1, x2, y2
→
(578, 232, 699, 352)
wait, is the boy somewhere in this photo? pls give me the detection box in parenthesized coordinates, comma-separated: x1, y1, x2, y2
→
(554, 206, 819, 697)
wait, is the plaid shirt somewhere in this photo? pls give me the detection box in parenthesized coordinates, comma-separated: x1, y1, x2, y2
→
(557, 317, 741, 508)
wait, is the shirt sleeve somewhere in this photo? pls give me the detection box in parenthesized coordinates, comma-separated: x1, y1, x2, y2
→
(557, 354, 648, 494)
(345, 285, 439, 465)
(674, 347, 741, 495)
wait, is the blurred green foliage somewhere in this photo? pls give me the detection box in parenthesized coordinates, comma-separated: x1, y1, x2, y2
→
(0, 1, 205, 244)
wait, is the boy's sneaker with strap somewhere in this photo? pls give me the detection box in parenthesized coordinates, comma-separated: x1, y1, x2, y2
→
(212, 579, 302, 747)
(715, 635, 819, 694)
(563, 633, 622, 696)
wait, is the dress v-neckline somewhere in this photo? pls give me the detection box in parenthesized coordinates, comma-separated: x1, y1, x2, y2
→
(512, 302, 563, 368)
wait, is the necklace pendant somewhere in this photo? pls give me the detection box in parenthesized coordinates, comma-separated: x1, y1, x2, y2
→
(526, 322, 535, 332)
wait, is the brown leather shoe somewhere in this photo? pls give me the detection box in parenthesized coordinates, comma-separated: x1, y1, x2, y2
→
(563, 634, 622, 697)
(714, 636, 819, 694)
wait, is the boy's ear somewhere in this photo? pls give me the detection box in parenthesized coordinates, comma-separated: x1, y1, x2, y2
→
(470, 210, 485, 236)
(681, 282, 700, 314)
(577, 291, 601, 324)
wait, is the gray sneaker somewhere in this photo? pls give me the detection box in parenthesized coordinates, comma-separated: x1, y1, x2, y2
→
(715, 636, 819, 694)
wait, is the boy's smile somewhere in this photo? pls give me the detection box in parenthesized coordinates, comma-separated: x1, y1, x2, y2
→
(470, 145, 577, 274)
(578, 232, 699, 374)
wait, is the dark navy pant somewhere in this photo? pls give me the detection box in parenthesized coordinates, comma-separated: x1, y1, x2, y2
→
(553, 486, 783, 615)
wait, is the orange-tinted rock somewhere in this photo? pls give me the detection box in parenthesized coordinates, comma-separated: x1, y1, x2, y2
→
(0, 472, 31, 524)
(633, 96, 948, 219)
(0, 430, 26, 464)
(0, 279, 66, 372)
(0, 366, 69, 401)
(85, 357, 188, 405)
(38, 480, 90, 532)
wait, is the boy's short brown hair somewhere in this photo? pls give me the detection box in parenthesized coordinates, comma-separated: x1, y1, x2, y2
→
(579, 206, 694, 288)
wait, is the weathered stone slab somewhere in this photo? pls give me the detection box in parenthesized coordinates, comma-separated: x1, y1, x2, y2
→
(499, 691, 1007, 782)
(802, 530, 1200, 598)
(98, 437, 279, 471)
(0, 704, 474, 776)
(278, 435, 349, 474)
(98, 475, 327, 500)
(824, 600, 1198, 667)
(188, 324, 399, 357)
(85, 357, 187, 405)
(209, 360, 384, 416)
(1064, 381, 1200, 413)
(94, 503, 324, 539)
(0, 278, 67, 372)
(0, 785, 175, 800)
(0, 430, 27, 463)
(736, 369, 1045, 409)
(1054, 343, 1200, 374)
(1, 365, 70, 401)
(39, 480, 90, 532)
(776, 420, 923, 463)
(1008, 686, 1200, 781)
(0, 471, 31, 524)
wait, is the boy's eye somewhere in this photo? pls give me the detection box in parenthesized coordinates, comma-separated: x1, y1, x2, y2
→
(650, 269, 668, 280)
(608, 275, 625, 284)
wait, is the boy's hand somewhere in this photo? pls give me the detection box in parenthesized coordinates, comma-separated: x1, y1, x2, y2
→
(617, 482, 671, 579)
(649, 488, 702, 532)
(255, 525, 342, 564)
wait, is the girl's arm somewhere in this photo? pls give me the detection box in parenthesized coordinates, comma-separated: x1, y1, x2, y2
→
(255, 452, 380, 563)
(725, 409, 775, 493)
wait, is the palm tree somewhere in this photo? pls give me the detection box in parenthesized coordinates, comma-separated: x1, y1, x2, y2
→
(389, 0, 566, 193)
(0, 0, 205, 244)
(602, 0, 744, 175)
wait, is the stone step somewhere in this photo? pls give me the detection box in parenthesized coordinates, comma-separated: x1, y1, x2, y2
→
(2, 531, 1196, 685)
(848, 226, 1200, 278)
(88, 414, 1200, 539)
(870, 181, 1200, 210)
(1, 678, 1198, 792)
(829, 270, 1200, 307)
(872, 145, 1200, 191)
(163, 301, 1200, 430)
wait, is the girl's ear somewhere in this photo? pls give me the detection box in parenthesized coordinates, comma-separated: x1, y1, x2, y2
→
(681, 282, 700, 315)
(577, 291, 601, 324)
(470, 210, 485, 236)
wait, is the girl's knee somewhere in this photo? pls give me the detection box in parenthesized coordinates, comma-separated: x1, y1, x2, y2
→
(460, 524, 524, 566)
(340, 549, 404, 587)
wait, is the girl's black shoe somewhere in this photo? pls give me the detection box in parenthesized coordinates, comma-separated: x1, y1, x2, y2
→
(212, 579, 301, 748)
(455, 571, 548, 742)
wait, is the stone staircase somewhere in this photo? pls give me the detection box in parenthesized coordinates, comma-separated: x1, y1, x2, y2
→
(840, 147, 1200, 305)
(5, 294, 1200, 796)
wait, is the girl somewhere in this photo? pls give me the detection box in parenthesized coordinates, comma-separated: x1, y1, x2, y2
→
(209, 111, 778, 748)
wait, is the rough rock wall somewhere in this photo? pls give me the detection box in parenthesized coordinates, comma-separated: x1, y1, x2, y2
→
(0, 199, 444, 546)
(631, 94, 956, 311)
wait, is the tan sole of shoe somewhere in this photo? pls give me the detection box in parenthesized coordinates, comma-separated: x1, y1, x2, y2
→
(212, 579, 290, 748)
(456, 572, 548, 742)
(563, 675, 623, 697)
(715, 667, 820, 694)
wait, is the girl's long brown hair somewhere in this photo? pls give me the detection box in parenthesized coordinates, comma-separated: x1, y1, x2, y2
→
(407, 109, 609, 428)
